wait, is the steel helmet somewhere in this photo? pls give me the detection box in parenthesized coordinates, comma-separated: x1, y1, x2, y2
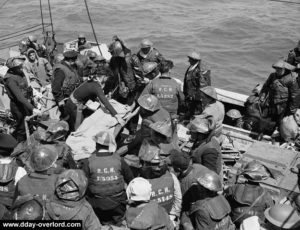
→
(47, 121, 69, 141)
(30, 145, 58, 172)
(188, 115, 216, 134)
(126, 177, 152, 202)
(187, 51, 201, 61)
(55, 169, 88, 201)
(6, 57, 25, 69)
(200, 86, 218, 100)
(109, 41, 125, 57)
(93, 131, 117, 152)
(13, 195, 45, 220)
(28, 35, 38, 43)
(149, 119, 173, 138)
(137, 94, 161, 112)
(142, 62, 158, 75)
(78, 33, 86, 39)
(272, 59, 295, 71)
(226, 109, 242, 119)
(264, 204, 300, 229)
(138, 139, 161, 163)
(94, 55, 105, 62)
(140, 39, 153, 48)
(242, 160, 270, 182)
(197, 169, 222, 192)
(86, 50, 97, 59)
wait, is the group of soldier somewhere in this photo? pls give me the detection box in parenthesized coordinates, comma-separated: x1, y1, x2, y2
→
(0, 34, 300, 229)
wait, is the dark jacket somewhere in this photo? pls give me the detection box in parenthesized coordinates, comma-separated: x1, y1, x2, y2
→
(189, 195, 235, 230)
(142, 75, 184, 116)
(126, 201, 173, 230)
(225, 183, 274, 226)
(4, 72, 34, 112)
(52, 61, 81, 102)
(183, 63, 211, 99)
(15, 172, 58, 201)
(46, 198, 101, 230)
(192, 136, 222, 174)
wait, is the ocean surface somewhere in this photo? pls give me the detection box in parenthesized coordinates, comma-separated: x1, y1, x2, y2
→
(0, 0, 299, 94)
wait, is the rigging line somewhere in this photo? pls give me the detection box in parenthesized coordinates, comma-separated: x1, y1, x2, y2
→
(0, 0, 10, 10)
(0, 24, 49, 40)
(47, 0, 54, 35)
(39, 0, 45, 35)
(83, 0, 103, 56)
(0, 25, 51, 42)
(269, 0, 300, 4)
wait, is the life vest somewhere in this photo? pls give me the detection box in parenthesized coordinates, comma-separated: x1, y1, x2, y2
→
(88, 154, 125, 197)
(148, 171, 175, 214)
(53, 63, 81, 98)
(0, 162, 18, 207)
(231, 184, 266, 224)
(190, 195, 235, 230)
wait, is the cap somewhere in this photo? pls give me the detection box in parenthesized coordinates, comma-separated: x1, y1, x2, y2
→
(140, 39, 153, 48)
(126, 177, 152, 202)
(63, 50, 78, 59)
(187, 51, 201, 61)
(200, 86, 218, 100)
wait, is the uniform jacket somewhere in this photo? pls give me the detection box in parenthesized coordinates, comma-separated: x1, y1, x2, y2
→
(183, 63, 211, 99)
(126, 201, 174, 230)
(23, 48, 52, 88)
(142, 75, 185, 116)
(52, 61, 81, 102)
(4, 72, 34, 112)
(189, 195, 235, 230)
(46, 198, 101, 230)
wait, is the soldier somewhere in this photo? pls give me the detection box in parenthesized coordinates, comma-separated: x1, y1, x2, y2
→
(138, 140, 182, 227)
(4, 57, 41, 142)
(63, 72, 123, 131)
(200, 86, 225, 137)
(189, 170, 235, 230)
(188, 115, 222, 175)
(183, 51, 211, 119)
(287, 40, 300, 66)
(259, 59, 299, 124)
(142, 60, 185, 120)
(225, 160, 274, 228)
(15, 145, 59, 201)
(81, 131, 134, 226)
(23, 48, 53, 90)
(45, 169, 102, 229)
(226, 109, 244, 128)
(0, 134, 26, 218)
(170, 150, 211, 230)
(125, 177, 174, 230)
(137, 39, 165, 67)
(77, 33, 91, 51)
(52, 50, 81, 117)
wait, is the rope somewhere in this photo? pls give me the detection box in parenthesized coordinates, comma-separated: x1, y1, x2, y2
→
(83, 0, 103, 56)
(47, 0, 54, 35)
(0, 24, 51, 42)
(0, 0, 10, 10)
(0, 24, 46, 40)
(39, 0, 45, 36)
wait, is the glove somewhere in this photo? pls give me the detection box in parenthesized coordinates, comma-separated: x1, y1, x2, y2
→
(115, 114, 125, 126)
(33, 108, 42, 116)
